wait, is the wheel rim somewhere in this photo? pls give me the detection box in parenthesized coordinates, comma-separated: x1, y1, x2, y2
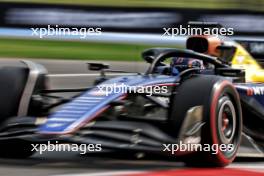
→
(217, 96, 236, 144)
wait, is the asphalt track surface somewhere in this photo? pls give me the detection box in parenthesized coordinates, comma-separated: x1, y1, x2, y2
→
(0, 58, 264, 176)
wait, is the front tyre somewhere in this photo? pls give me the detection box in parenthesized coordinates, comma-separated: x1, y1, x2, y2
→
(169, 76, 242, 167)
(204, 79, 242, 166)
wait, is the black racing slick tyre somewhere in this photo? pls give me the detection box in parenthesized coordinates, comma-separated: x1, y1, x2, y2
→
(169, 75, 242, 167)
(0, 139, 35, 158)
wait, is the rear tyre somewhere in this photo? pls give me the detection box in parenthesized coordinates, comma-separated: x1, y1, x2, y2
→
(169, 75, 242, 167)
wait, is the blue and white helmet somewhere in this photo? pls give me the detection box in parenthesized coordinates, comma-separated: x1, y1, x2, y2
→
(170, 57, 204, 75)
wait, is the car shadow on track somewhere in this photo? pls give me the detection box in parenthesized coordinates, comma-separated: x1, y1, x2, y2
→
(0, 151, 262, 171)
(0, 151, 185, 170)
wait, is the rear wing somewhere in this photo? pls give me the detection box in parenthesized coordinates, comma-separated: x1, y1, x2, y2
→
(234, 38, 264, 65)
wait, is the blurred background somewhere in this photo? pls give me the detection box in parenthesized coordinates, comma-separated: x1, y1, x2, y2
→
(0, 2, 264, 175)
(0, 0, 263, 61)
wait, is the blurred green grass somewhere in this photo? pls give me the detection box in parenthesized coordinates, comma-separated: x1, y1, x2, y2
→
(0, 38, 180, 61)
(2, 0, 263, 11)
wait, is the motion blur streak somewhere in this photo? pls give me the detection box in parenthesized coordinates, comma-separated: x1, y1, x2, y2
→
(126, 168, 264, 176)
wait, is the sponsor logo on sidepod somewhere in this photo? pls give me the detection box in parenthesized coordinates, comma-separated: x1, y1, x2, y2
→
(247, 86, 264, 96)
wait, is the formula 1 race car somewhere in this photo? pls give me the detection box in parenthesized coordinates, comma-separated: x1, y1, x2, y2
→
(0, 32, 263, 167)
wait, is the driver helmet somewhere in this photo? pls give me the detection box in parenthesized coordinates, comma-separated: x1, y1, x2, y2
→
(170, 57, 204, 76)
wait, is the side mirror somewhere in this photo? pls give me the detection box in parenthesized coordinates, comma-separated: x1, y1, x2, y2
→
(88, 63, 109, 71)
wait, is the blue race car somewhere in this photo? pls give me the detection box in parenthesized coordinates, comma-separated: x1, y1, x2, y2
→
(0, 35, 263, 167)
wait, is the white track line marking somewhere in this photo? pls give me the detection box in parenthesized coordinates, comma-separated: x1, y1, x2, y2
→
(52, 170, 145, 176)
(229, 164, 264, 173)
(230, 164, 264, 169)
